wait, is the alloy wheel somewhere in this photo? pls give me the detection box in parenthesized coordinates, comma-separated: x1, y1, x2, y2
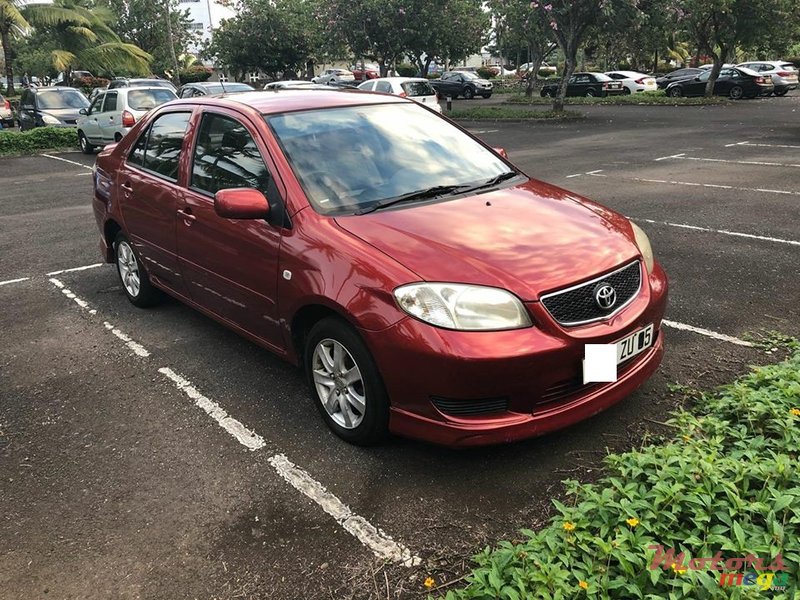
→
(312, 338, 366, 429)
(117, 240, 141, 298)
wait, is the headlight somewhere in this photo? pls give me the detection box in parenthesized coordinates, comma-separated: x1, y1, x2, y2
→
(394, 283, 532, 331)
(631, 221, 654, 274)
(41, 114, 61, 125)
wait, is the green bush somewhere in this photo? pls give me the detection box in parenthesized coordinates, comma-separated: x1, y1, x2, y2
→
(441, 349, 800, 599)
(179, 65, 212, 84)
(396, 63, 418, 77)
(507, 93, 725, 106)
(0, 127, 79, 155)
(476, 66, 496, 79)
(426, 73, 441, 79)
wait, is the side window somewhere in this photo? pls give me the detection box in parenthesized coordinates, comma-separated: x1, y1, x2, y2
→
(360, 81, 375, 91)
(88, 94, 104, 115)
(375, 81, 392, 93)
(129, 112, 191, 179)
(180, 87, 193, 98)
(102, 92, 118, 113)
(720, 69, 735, 78)
(191, 113, 272, 196)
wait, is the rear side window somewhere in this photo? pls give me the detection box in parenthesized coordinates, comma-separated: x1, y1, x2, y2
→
(375, 81, 392, 93)
(190, 113, 271, 195)
(128, 112, 191, 180)
(401, 81, 435, 97)
(102, 92, 118, 112)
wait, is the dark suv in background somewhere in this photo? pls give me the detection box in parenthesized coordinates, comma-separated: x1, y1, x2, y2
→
(18, 87, 90, 130)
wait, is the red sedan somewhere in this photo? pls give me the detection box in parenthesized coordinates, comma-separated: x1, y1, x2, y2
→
(92, 89, 668, 447)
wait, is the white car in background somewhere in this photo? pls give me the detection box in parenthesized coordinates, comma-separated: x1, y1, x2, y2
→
(736, 61, 799, 96)
(263, 80, 328, 90)
(357, 77, 442, 113)
(77, 86, 177, 153)
(604, 71, 658, 94)
(312, 69, 356, 85)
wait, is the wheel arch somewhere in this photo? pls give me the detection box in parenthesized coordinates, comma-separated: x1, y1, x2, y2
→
(103, 219, 123, 262)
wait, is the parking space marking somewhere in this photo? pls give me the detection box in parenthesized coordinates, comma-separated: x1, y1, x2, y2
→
(40, 154, 94, 171)
(104, 322, 151, 358)
(0, 277, 30, 287)
(49, 277, 97, 315)
(158, 367, 265, 450)
(662, 320, 754, 347)
(586, 172, 800, 196)
(637, 218, 800, 247)
(47, 263, 104, 276)
(728, 141, 800, 150)
(269, 454, 421, 566)
(654, 153, 686, 161)
(656, 154, 800, 169)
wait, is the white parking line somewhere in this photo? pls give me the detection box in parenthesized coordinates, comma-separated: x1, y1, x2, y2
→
(656, 154, 800, 168)
(654, 153, 686, 161)
(49, 277, 97, 315)
(0, 277, 30, 287)
(662, 320, 754, 347)
(727, 141, 800, 150)
(637, 218, 800, 247)
(565, 173, 583, 178)
(586, 172, 800, 196)
(159, 367, 265, 450)
(269, 454, 421, 566)
(40, 153, 94, 170)
(47, 263, 104, 276)
(104, 321, 151, 358)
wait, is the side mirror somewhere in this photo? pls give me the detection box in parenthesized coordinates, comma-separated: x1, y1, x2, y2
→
(493, 147, 508, 159)
(214, 188, 270, 220)
(79, 108, 87, 115)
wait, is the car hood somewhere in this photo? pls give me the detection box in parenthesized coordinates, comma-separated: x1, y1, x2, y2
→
(335, 179, 640, 301)
(474, 79, 492, 85)
(43, 108, 84, 122)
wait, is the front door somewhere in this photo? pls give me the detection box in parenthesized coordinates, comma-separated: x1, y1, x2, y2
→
(82, 92, 104, 144)
(177, 109, 285, 350)
(118, 110, 193, 296)
(98, 91, 119, 143)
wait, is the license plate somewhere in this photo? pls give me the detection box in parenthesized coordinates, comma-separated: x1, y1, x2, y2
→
(616, 324, 655, 364)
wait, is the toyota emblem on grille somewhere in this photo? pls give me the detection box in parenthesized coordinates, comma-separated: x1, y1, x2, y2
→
(594, 284, 617, 310)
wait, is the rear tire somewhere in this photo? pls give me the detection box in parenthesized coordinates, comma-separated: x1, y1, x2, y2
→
(622, 87, 631, 95)
(462, 87, 474, 99)
(304, 318, 389, 445)
(729, 85, 744, 100)
(78, 131, 95, 154)
(774, 88, 789, 97)
(114, 233, 163, 308)
(585, 89, 596, 97)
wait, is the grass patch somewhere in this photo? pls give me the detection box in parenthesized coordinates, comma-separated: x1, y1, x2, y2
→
(438, 348, 800, 599)
(448, 107, 582, 121)
(0, 127, 79, 156)
(506, 92, 727, 106)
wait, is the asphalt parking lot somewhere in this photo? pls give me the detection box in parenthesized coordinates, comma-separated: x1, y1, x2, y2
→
(1, 96, 799, 599)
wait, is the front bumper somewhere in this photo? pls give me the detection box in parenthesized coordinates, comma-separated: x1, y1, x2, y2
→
(365, 262, 668, 447)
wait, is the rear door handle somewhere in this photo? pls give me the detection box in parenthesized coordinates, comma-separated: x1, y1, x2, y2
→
(120, 182, 133, 196)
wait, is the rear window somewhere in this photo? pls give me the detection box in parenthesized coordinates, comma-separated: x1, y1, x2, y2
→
(593, 74, 613, 82)
(780, 63, 797, 70)
(401, 81, 435, 97)
(127, 88, 177, 110)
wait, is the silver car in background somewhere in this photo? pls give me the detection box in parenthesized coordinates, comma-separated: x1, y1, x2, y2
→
(77, 86, 177, 153)
(736, 61, 799, 96)
(357, 77, 442, 113)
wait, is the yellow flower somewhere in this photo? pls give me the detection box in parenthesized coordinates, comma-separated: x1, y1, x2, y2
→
(671, 562, 687, 574)
(790, 408, 800, 416)
(578, 580, 589, 590)
(682, 434, 691, 442)
(423, 577, 435, 589)
(626, 517, 640, 528)
(563, 522, 576, 532)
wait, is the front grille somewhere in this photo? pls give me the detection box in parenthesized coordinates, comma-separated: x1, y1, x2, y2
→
(541, 261, 641, 326)
(431, 396, 509, 417)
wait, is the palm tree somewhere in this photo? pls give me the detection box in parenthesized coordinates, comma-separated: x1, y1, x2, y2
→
(0, 0, 28, 94)
(24, 0, 151, 85)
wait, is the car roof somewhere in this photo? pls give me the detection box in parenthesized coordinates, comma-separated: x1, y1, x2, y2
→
(606, 70, 648, 77)
(169, 89, 406, 115)
(369, 77, 430, 83)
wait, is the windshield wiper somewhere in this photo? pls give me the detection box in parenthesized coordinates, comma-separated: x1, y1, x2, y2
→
(457, 171, 519, 195)
(354, 185, 468, 215)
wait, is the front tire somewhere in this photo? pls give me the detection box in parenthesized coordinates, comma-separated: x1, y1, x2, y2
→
(774, 88, 789, 97)
(78, 131, 95, 154)
(114, 233, 163, 308)
(305, 318, 389, 445)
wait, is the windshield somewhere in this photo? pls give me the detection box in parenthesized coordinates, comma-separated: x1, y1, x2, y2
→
(460, 72, 479, 80)
(128, 88, 177, 110)
(267, 103, 511, 216)
(37, 90, 89, 110)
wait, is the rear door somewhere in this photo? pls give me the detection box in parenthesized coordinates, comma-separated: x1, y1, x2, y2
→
(177, 109, 286, 350)
(117, 110, 193, 296)
(98, 91, 119, 143)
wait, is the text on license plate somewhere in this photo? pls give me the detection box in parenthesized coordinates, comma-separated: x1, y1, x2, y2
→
(617, 324, 655, 363)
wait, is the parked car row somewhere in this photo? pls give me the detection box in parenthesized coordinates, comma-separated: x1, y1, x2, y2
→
(657, 61, 798, 97)
(540, 72, 626, 98)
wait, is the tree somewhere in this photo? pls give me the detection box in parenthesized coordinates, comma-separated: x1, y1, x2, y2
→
(24, 0, 151, 84)
(0, 0, 27, 94)
(100, 0, 197, 79)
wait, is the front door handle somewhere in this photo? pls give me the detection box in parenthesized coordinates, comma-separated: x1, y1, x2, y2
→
(177, 208, 196, 226)
(120, 182, 133, 196)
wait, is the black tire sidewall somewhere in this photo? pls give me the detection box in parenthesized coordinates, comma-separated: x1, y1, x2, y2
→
(304, 318, 390, 445)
